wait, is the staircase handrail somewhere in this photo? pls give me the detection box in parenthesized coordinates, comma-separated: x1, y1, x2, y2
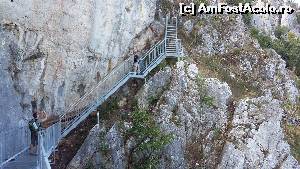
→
(61, 56, 133, 119)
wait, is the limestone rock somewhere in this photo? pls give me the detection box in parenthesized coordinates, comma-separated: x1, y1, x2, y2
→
(219, 95, 300, 169)
(205, 78, 232, 109)
(0, 0, 157, 128)
(67, 124, 101, 169)
(137, 66, 172, 109)
(150, 62, 232, 168)
(183, 20, 193, 33)
(106, 124, 125, 169)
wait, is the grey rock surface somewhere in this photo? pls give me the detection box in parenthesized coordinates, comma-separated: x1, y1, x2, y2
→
(151, 61, 232, 168)
(0, 0, 158, 128)
(219, 95, 300, 169)
(106, 124, 125, 169)
(0, 28, 27, 129)
(67, 124, 101, 169)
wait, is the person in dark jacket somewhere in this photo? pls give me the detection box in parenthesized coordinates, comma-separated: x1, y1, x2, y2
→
(133, 55, 140, 75)
(29, 99, 41, 155)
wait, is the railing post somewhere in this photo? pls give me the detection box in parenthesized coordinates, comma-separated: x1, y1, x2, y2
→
(0, 141, 2, 166)
(175, 17, 178, 39)
(165, 15, 168, 52)
(38, 132, 42, 169)
(97, 112, 100, 125)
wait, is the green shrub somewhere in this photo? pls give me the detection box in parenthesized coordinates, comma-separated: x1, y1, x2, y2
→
(242, 13, 252, 27)
(127, 110, 173, 168)
(213, 127, 222, 140)
(250, 29, 272, 48)
(196, 74, 215, 107)
(250, 28, 272, 48)
(99, 133, 109, 151)
(296, 77, 300, 89)
(284, 124, 300, 162)
(250, 28, 300, 76)
(250, 27, 259, 36)
(160, 0, 173, 13)
(148, 95, 159, 106)
(274, 32, 300, 75)
(202, 96, 214, 107)
(274, 26, 288, 39)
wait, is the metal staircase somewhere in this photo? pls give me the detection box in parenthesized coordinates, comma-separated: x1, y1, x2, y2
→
(0, 16, 183, 169)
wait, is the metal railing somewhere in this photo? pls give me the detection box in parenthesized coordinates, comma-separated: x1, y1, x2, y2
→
(59, 16, 178, 136)
(0, 127, 30, 167)
(37, 122, 61, 169)
(38, 133, 51, 169)
(0, 15, 182, 169)
(41, 123, 61, 157)
(62, 56, 133, 116)
(38, 15, 181, 167)
(176, 39, 183, 56)
(60, 56, 134, 134)
(139, 39, 166, 74)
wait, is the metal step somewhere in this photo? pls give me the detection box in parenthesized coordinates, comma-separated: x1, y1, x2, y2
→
(166, 50, 177, 52)
(167, 43, 176, 45)
(166, 53, 178, 57)
(167, 44, 176, 46)
(167, 42, 176, 45)
(28, 16, 181, 169)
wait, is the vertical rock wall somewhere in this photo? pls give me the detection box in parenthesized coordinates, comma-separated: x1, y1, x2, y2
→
(0, 0, 157, 129)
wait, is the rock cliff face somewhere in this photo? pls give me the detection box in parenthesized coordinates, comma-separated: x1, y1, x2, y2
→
(250, 0, 299, 36)
(0, 0, 157, 128)
(67, 0, 300, 168)
(69, 60, 299, 168)
(1, 0, 300, 168)
(219, 95, 299, 169)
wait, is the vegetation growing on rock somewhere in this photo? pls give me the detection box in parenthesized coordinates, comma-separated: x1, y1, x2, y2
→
(126, 110, 173, 169)
(196, 74, 214, 106)
(250, 27, 300, 76)
(283, 98, 300, 161)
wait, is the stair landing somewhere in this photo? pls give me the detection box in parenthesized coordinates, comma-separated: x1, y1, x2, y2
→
(2, 150, 37, 169)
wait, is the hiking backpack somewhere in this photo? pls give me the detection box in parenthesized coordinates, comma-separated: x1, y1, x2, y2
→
(29, 119, 39, 132)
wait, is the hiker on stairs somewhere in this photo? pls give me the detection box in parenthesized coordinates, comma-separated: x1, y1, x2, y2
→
(133, 55, 140, 75)
(29, 99, 41, 155)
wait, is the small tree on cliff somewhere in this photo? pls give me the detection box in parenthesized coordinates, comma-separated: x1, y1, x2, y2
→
(126, 110, 173, 169)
